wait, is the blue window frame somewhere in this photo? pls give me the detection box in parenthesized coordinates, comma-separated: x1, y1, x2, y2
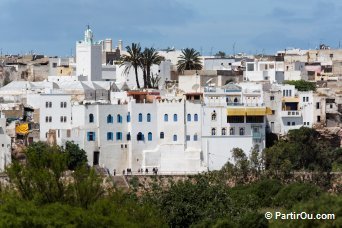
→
(107, 132, 113, 141)
(127, 112, 131, 122)
(87, 132, 95, 141)
(147, 113, 151, 122)
(173, 134, 177, 141)
(148, 132, 152, 141)
(117, 114, 122, 123)
(138, 113, 143, 122)
(194, 134, 198, 141)
(194, 114, 198, 122)
(173, 114, 178, 122)
(164, 114, 168, 122)
(89, 114, 94, 123)
(116, 132, 122, 140)
(187, 114, 191, 122)
(160, 132, 164, 139)
(107, 115, 113, 123)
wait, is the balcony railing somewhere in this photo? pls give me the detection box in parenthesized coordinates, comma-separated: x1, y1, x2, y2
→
(252, 132, 262, 139)
(281, 110, 302, 117)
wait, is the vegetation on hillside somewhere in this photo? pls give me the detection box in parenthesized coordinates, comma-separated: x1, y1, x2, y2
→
(0, 128, 341, 227)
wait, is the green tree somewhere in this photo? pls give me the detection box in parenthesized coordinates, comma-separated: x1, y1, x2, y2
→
(65, 141, 87, 170)
(232, 148, 250, 183)
(177, 48, 203, 73)
(283, 80, 316, 91)
(6, 142, 67, 203)
(120, 43, 142, 89)
(214, 51, 226, 58)
(141, 47, 164, 88)
(264, 127, 338, 177)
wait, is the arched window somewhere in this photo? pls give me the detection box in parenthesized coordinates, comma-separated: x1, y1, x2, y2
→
(173, 114, 178, 122)
(164, 114, 168, 122)
(147, 113, 151, 122)
(194, 114, 198, 122)
(187, 114, 191, 122)
(107, 115, 113, 123)
(222, 128, 226, 136)
(230, 127, 235, 135)
(233, 97, 238, 105)
(89, 113, 94, 123)
(137, 132, 144, 141)
(160, 132, 164, 139)
(173, 134, 177, 141)
(138, 113, 143, 122)
(211, 128, 216, 136)
(239, 127, 245, 135)
(117, 114, 122, 123)
(211, 111, 217, 121)
(148, 132, 152, 141)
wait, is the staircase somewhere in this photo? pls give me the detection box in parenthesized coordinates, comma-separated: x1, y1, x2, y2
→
(112, 175, 130, 191)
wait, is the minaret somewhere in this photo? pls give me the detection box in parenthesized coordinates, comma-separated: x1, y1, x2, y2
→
(76, 26, 102, 81)
(84, 25, 93, 44)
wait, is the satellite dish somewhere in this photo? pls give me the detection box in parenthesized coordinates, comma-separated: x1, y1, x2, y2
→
(206, 78, 213, 84)
(192, 84, 200, 91)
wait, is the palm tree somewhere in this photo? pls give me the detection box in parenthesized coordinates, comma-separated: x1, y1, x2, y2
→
(120, 43, 142, 89)
(177, 48, 202, 73)
(141, 47, 164, 88)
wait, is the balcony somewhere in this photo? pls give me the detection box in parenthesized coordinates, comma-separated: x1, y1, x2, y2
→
(281, 110, 302, 117)
(252, 132, 262, 139)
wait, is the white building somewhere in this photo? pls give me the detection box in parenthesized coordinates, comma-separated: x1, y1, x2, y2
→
(42, 92, 205, 174)
(264, 84, 325, 135)
(245, 60, 284, 83)
(202, 83, 268, 170)
(0, 113, 11, 172)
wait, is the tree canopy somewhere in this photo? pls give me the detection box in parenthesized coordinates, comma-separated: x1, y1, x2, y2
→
(284, 80, 316, 91)
(177, 48, 203, 73)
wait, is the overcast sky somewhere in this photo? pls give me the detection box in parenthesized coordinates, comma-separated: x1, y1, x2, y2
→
(1, 0, 342, 56)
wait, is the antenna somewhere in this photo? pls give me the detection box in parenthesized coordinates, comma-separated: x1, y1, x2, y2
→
(233, 42, 236, 57)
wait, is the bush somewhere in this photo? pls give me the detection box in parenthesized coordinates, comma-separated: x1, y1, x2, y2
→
(273, 183, 321, 209)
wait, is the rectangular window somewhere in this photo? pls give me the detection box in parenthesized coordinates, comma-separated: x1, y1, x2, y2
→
(316, 102, 320, 109)
(289, 90, 292, 97)
(270, 96, 274, 101)
(306, 97, 309, 102)
(303, 97, 305, 102)
(193, 134, 198, 141)
(87, 132, 95, 141)
(107, 132, 113, 141)
(227, 116, 244, 123)
(287, 122, 290, 126)
(186, 135, 190, 141)
(246, 116, 264, 123)
(116, 132, 122, 140)
(317, 116, 321, 122)
(67, 129, 71, 138)
(292, 122, 295, 126)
